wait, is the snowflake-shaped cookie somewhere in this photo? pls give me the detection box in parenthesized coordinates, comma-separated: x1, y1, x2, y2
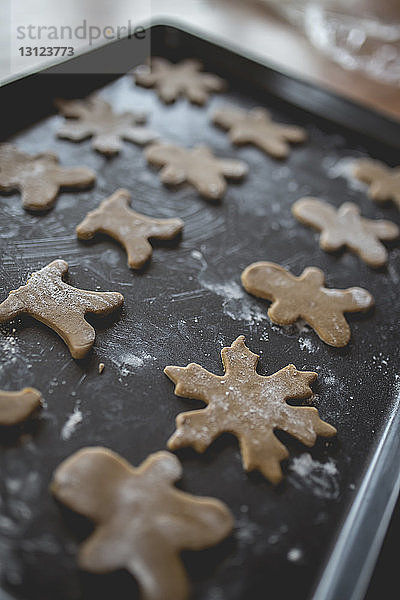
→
(213, 105, 307, 158)
(56, 96, 157, 155)
(165, 336, 336, 484)
(134, 57, 225, 105)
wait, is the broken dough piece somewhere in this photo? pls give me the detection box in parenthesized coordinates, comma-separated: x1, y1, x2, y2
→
(212, 105, 307, 158)
(242, 261, 374, 347)
(76, 188, 184, 269)
(292, 197, 399, 268)
(0, 387, 42, 426)
(165, 336, 336, 484)
(145, 142, 248, 200)
(0, 144, 95, 211)
(0, 260, 124, 359)
(51, 447, 233, 600)
(134, 57, 225, 105)
(56, 96, 157, 155)
(353, 158, 400, 210)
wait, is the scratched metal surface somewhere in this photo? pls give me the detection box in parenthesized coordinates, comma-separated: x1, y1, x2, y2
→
(0, 28, 400, 600)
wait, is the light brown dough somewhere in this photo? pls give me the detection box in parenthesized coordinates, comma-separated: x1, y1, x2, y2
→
(76, 188, 184, 269)
(0, 260, 124, 359)
(0, 387, 42, 426)
(56, 96, 157, 155)
(51, 447, 233, 600)
(212, 105, 307, 158)
(292, 197, 399, 268)
(242, 262, 374, 347)
(145, 142, 248, 200)
(353, 158, 400, 210)
(134, 57, 225, 105)
(165, 336, 336, 484)
(0, 144, 95, 211)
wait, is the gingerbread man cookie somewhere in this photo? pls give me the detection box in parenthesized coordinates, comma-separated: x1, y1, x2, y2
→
(56, 96, 157, 155)
(145, 142, 248, 200)
(51, 447, 233, 600)
(242, 262, 374, 346)
(76, 189, 184, 269)
(212, 105, 307, 158)
(0, 144, 95, 211)
(353, 158, 400, 210)
(0, 260, 124, 359)
(292, 197, 399, 268)
(0, 387, 42, 426)
(165, 336, 336, 484)
(134, 57, 225, 105)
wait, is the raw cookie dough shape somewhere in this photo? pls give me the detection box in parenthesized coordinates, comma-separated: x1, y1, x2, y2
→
(0, 144, 95, 211)
(0, 387, 42, 426)
(134, 57, 225, 105)
(353, 158, 400, 210)
(165, 336, 336, 484)
(145, 142, 248, 200)
(292, 197, 399, 268)
(0, 260, 124, 359)
(51, 447, 233, 600)
(56, 96, 157, 155)
(76, 188, 184, 269)
(212, 105, 307, 159)
(241, 262, 374, 347)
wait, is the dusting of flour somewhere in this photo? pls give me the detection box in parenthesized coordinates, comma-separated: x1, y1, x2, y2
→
(288, 453, 339, 499)
(61, 408, 83, 440)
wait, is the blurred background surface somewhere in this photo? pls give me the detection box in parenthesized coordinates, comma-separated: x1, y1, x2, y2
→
(1, 0, 400, 119)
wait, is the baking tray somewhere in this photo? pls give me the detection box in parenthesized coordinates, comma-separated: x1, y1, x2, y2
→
(1, 21, 399, 600)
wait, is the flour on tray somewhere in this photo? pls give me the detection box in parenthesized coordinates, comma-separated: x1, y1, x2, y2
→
(288, 453, 339, 499)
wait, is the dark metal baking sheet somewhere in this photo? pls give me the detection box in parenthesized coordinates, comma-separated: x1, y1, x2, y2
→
(0, 23, 399, 600)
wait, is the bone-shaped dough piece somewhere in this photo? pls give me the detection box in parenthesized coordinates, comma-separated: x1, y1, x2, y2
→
(76, 188, 184, 269)
(212, 105, 307, 158)
(134, 57, 225, 105)
(51, 447, 233, 600)
(165, 336, 336, 484)
(145, 142, 248, 200)
(242, 261, 374, 346)
(0, 387, 42, 426)
(292, 197, 399, 268)
(56, 96, 157, 155)
(353, 158, 400, 210)
(0, 260, 124, 359)
(0, 144, 95, 211)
